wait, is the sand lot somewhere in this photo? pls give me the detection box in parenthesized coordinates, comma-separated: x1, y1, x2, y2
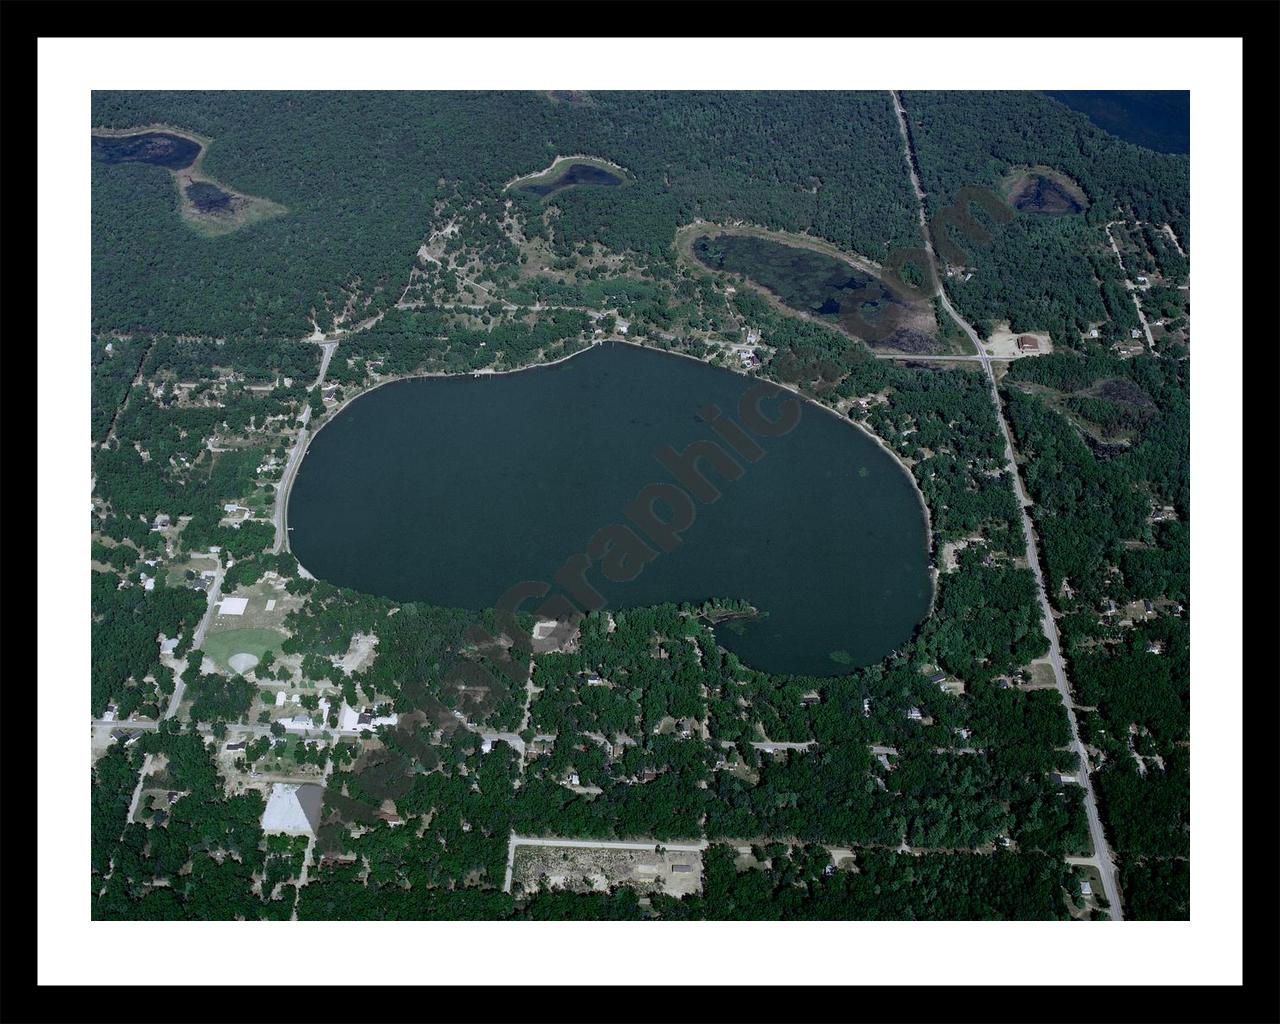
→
(512, 844, 703, 898)
(983, 323, 1053, 359)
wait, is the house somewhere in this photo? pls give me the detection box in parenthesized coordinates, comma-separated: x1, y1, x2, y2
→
(584, 674, 606, 686)
(225, 741, 247, 751)
(103, 703, 118, 722)
(1016, 335, 1040, 352)
(862, 698, 872, 718)
(670, 864, 694, 873)
(1143, 599, 1154, 614)
(1080, 879, 1093, 897)
(160, 637, 179, 655)
(1050, 773, 1078, 786)
(1136, 275, 1149, 285)
(568, 772, 580, 786)
(1145, 640, 1164, 655)
(906, 707, 923, 722)
(927, 671, 947, 685)
(284, 713, 314, 732)
(1130, 328, 1142, 340)
(1089, 328, 1099, 339)
(337, 703, 399, 731)
(151, 514, 171, 531)
(375, 811, 404, 827)
(799, 691, 821, 707)
(638, 767, 658, 784)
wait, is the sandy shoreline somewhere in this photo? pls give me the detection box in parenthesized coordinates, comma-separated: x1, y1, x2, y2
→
(502, 154, 629, 191)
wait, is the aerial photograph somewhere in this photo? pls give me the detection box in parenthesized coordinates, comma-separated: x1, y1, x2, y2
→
(88, 87, 1190, 924)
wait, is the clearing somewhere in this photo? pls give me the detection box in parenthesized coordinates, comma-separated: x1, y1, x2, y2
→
(510, 842, 704, 898)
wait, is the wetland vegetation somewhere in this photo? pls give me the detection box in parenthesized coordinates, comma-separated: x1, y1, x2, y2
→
(690, 232, 937, 353)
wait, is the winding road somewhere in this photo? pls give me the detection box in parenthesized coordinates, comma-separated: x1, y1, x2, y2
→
(891, 90, 1124, 919)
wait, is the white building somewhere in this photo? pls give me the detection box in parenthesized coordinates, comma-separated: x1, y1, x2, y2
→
(261, 783, 324, 836)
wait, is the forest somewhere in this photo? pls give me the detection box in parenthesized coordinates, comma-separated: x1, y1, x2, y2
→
(900, 91, 1188, 345)
(1000, 352, 1189, 919)
(92, 91, 920, 338)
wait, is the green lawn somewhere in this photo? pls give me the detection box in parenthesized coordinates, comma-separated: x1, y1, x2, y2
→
(201, 627, 284, 671)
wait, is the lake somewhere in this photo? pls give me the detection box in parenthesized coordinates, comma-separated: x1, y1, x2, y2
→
(1043, 91, 1190, 155)
(520, 162, 623, 197)
(92, 131, 202, 170)
(287, 343, 931, 677)
(691, 233, 937, 353)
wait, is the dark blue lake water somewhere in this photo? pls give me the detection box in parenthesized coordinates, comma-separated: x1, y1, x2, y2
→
(288, 343, 931, 677)
(521, 163, 623, 197)
(1043, 91, 1189, 155)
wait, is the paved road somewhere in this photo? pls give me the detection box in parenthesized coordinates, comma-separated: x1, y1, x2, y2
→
(189, 563, 225, 653)
(161, 561, 227, 720)
(875, 353, 984, 362)
(312, 339, 338, 388)
(272, 338, 338, 555)
(272, 403, 312, 555)
(93, 717, 385, 744)
(892, 90, 1124, 919)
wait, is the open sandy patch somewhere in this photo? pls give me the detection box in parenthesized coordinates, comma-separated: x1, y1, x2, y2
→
(228, 652, 260, 675)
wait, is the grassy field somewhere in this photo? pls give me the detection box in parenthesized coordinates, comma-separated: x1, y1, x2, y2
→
(202, 627, 284, 671)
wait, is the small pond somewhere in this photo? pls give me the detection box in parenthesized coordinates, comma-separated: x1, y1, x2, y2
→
(520, 162, 623, 197)
(92, 131, 202, 170)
